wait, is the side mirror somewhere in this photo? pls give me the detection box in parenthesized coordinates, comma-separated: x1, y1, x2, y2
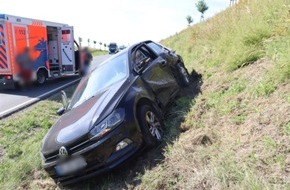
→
(56, 91, 68, 115)
(57, 107, 65, 116)
(61, 90, 68, 110)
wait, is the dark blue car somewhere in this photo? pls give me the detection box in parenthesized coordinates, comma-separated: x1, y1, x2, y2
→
(41, 40, 191, 186)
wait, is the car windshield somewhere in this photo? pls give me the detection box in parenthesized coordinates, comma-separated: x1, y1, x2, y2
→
(69, 53, 128, 109)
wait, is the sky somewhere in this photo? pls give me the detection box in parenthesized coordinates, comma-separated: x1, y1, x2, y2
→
(0, 0, 229, 46)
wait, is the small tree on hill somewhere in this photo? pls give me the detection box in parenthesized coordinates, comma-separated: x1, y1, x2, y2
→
(196, 0, 209, 21)
(230, 0, 238, 6)
(99, 42, 103, 50)
(186, 15, 193, 26)
(104, 43, 107, 50)
(93, 41, 96, 48)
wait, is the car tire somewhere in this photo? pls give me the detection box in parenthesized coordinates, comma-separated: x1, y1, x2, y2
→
(137, 104, 163, 147)
(176, 62, 190, 87)
(36, 70, 46, 85)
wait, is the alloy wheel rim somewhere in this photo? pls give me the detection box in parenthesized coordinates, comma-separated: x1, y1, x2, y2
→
(145, 111, 162, 140)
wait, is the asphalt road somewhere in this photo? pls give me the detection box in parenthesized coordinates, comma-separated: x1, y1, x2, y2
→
(0, 54, 111, 119)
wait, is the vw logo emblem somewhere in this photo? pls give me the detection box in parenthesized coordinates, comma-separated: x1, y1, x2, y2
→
(59, 146, 68, 157)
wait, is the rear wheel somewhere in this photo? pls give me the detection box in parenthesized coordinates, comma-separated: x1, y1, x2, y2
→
(137, 104, 163, 147)
(37, 70, 46, 85)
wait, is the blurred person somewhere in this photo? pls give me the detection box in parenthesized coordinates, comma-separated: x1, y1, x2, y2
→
(16, 47, 34, 88)
(80, 47, 92, 76)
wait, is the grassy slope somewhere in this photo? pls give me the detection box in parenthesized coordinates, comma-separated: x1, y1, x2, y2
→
(0, 87, 76, 190)
(136, 0, 290, 189)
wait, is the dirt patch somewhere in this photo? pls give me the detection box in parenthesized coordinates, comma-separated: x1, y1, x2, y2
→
(29, 179, 56, 190)
(181, 130, 215, 147)
(191, 132, 213, 146)
(234, 59, 273, 83)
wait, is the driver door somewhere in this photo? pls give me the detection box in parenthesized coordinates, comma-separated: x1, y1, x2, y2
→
(136, 45, 179, 107)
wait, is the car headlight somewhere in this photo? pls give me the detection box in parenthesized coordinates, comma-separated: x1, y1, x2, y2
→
(89, 109, 125, 141)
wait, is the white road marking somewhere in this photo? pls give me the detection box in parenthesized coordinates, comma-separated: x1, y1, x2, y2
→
(0, 78, 80, 118)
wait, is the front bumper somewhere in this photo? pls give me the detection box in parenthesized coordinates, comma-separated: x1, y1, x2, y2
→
(109, 49, 117, 54)
(42, 122, 140, 185)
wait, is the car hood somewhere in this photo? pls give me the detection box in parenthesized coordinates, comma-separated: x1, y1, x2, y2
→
(41, 79, 128, 156)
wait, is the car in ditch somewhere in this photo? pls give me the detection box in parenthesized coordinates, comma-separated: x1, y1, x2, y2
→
(41, 40, 191, 185)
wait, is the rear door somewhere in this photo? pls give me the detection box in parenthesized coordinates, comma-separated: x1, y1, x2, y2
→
(146, 41, 179, 65)
(0, 22, 10, 74)
(60, 26, 75, 73)
(136, 45, 179, 106)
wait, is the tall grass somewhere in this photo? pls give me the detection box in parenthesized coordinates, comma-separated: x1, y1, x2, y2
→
(135, 0, 290, 189)
(162, 0, 290, 87)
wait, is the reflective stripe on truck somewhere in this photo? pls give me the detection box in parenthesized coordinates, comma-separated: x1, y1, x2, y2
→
(0, 24, 8, 70)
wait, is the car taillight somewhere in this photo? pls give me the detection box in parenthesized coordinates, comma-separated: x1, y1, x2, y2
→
(4, 75, 12, 80)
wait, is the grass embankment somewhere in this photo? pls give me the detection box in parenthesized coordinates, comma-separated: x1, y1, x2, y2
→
(0, 86, 76, 190)
(137, 0, 290, 189)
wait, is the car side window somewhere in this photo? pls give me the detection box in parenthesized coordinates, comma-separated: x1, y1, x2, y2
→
(135, 49, 147, 64)
(133, 45, 157, 73)
(147, 42, 163, 55)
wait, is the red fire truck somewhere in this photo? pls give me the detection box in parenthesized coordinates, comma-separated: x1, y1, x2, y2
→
(0, 14, 81, 87)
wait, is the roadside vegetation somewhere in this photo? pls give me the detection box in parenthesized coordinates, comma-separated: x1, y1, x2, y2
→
(90, 49, 107, 57)
(0, 0, 289, 189)
(138, 0, 290, 189)
(0, 87, 76, 189)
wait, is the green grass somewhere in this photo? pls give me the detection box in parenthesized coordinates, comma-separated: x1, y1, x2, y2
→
(90, 49, 107, 56)
(137, 0, 290, 189)
(0, 86, 76, 189)
(163, 0, 290, 85)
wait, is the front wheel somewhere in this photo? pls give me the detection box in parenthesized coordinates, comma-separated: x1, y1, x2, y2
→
(36, 70, 46, 85)
(176, 63, 190, 87)
(137, 104, 163, 147)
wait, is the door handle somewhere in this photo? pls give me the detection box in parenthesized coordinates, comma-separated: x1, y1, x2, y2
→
(160, 60, 167, 67)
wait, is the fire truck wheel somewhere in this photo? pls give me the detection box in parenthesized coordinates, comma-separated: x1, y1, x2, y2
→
(37, 70, 47, 85)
